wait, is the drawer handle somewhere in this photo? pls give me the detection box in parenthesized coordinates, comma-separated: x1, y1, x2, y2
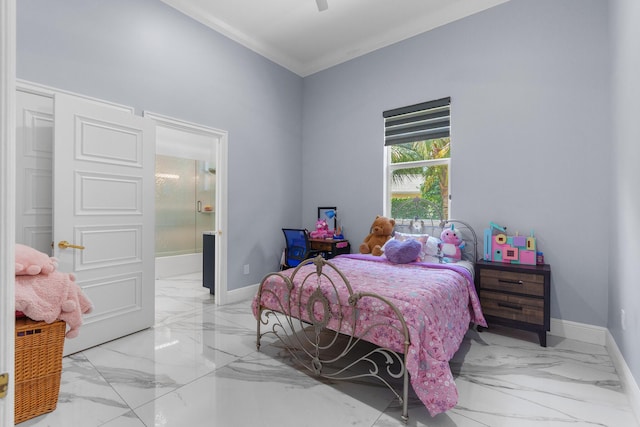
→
(498, 302, 523, 311)
(498, 278, 524, 285)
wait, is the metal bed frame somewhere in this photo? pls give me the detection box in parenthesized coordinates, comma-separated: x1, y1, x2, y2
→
(256, 255, 412, 422)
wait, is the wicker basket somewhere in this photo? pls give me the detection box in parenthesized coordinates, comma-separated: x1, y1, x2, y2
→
(15, 318, 66, 424)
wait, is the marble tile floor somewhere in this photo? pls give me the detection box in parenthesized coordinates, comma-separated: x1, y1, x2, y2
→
(19, 272, 638, 427)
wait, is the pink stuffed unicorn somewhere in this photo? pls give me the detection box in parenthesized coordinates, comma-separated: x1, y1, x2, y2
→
(440, 224, 465, 262)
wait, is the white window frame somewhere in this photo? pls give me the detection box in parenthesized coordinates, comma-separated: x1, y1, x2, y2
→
(384, 151, 451, 219)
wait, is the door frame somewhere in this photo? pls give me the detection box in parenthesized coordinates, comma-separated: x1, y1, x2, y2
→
(0, 0, 15, 424)
(144, 112, 228, 304)
(16, 79, 135, 113)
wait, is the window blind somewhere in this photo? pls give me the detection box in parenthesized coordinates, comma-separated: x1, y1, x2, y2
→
(383, 97, 450, 146)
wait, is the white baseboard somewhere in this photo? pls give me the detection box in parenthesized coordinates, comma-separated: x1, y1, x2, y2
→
(606, 331, 640, 424)
(226, 282, 259, 305)
(551, 318, 639, 424)
(550, 318, 607, 346)
(155, 254, 201, 278)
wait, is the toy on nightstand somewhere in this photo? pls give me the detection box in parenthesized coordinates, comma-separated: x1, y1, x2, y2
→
(333, 226, 344, 240)
(484, 221, 537, 265)
(310, 218, 333, 239)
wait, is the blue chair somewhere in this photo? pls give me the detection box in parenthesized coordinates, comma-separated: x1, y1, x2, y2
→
(282, 228, 320, 269)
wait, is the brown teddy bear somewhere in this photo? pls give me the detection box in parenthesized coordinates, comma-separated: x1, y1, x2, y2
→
(359, 215, 395, 256)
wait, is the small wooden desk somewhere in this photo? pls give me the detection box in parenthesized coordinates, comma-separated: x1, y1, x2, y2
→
(309, 238, 350, 259)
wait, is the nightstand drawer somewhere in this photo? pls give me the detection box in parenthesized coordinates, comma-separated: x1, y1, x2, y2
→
(480, 290, 544, 325)
(479, 269, 544, 297)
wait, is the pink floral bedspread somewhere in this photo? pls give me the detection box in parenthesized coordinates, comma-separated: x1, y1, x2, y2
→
(252, 254, 486, 416)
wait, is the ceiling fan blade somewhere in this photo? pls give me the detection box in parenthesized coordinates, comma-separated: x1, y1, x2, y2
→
(316, 0, 328, 12)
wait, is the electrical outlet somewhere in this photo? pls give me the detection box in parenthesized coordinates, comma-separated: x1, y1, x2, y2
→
(243, 264, 250, 275)
(621, 309, 626, 331)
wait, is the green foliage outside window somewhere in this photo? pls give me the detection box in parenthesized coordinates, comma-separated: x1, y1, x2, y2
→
(391, 197, 442, 220)
(390, 138, 450, 220)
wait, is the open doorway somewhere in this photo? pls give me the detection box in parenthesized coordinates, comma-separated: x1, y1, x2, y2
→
(145, 112, 227, 303)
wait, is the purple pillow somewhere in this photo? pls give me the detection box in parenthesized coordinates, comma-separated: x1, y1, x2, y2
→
(385, 239, 421, 264)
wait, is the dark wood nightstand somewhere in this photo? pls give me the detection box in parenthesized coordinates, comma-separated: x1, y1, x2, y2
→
(475, 260, 551, 346)
(309, 238, 350, 259)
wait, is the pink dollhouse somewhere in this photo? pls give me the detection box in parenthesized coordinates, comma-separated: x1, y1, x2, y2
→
(483, 222, 537, 265)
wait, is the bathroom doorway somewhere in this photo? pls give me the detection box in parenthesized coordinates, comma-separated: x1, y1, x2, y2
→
(146, 112, 227, 302)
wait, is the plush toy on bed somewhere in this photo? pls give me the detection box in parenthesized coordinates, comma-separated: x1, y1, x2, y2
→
(359, 215, 395, 256)
(384, 239, 422, 264)
(439, 224, 465, 263)
(15, 243, 58, 275)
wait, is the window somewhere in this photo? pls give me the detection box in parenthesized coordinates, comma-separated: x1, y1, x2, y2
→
(383, 97, 451, 221)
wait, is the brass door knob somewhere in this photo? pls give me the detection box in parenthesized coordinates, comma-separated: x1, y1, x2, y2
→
(58, 240, 85, 250)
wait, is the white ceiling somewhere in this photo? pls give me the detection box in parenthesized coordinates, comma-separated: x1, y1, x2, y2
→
(160, 0, 510, 77)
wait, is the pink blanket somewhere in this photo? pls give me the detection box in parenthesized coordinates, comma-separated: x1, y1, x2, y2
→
(253, 255, 486, 416)
(15, 271, 93, 338)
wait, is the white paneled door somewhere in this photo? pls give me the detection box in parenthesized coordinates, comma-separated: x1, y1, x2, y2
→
(53, 93, 155, 355)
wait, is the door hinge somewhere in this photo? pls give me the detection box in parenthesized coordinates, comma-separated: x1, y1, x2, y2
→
(0, 373, 8, 398)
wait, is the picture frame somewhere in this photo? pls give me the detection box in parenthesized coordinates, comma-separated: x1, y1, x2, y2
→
(317, 206, 337, 231)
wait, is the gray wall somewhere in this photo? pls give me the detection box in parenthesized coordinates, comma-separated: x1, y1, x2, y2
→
(303, 0, 611, 328)
(17, 0, 304, 290)
(610, 0, 640, 393)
